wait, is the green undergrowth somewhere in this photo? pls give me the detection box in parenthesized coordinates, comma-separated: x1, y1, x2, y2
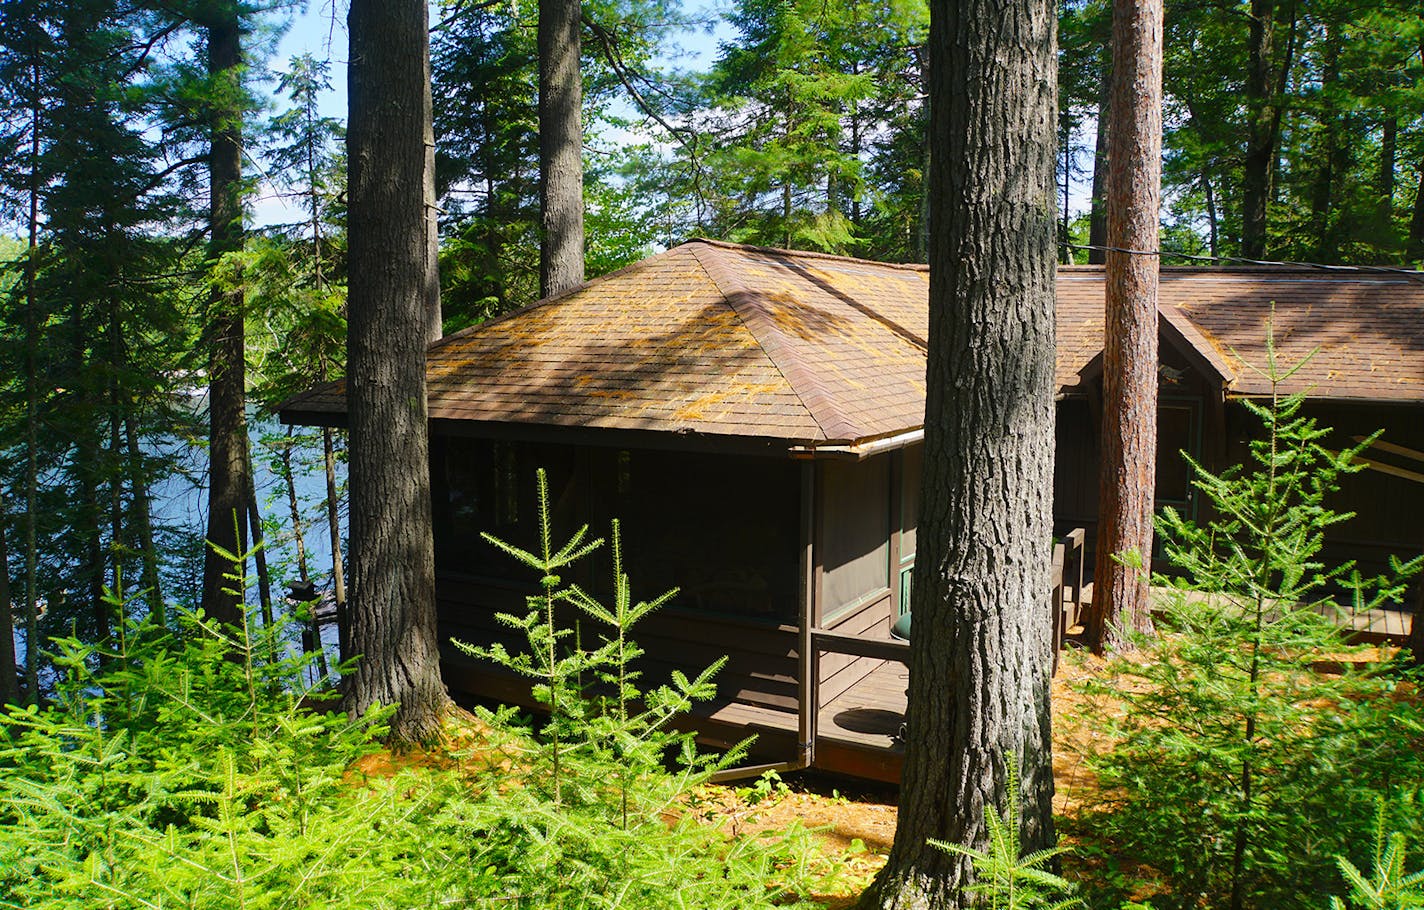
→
(1067, 343, 1424, 910)
(0, 498, 840, 908)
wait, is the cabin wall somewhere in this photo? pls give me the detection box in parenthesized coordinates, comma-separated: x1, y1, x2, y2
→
(1274, 402, 1423, 590)
(1054, 385, 1424, 593)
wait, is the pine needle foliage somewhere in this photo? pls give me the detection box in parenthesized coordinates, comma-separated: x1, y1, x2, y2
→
(1330, 801, 1424, 910)
(449, 466, 832, 908)
(1074, 337, 1424, 910)
(0, 568, 490, 908)
(931, 760, 1083, 910)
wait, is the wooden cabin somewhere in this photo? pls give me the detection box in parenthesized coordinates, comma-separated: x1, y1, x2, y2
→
(283, 240, 1424, 782)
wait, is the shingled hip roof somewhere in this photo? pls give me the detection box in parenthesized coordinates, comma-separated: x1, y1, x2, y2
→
(280, 242, 1424, 445)
(283, 239, 932, 446)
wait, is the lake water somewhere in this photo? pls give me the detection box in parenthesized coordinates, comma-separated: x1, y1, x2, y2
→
(148, 398, 348, 607)
(11, 400, 348, 681)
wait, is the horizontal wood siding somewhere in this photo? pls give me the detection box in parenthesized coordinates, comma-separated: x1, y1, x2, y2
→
(818, 591, 894, 704)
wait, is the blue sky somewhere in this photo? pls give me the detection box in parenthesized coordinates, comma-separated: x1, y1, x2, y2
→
(252, 0, 729, 227)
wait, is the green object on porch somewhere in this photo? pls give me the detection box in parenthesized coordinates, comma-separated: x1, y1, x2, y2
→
(891, 612, 912, 641)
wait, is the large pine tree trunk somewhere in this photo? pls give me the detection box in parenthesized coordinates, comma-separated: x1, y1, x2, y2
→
(857, 0, 1057, 903)
(423, 37, 442, 342)
(1089, 0, 1162, 653)
(346, 0, 449, 744)
(201, 5, 251, 628)
(538, 0, 584, 298)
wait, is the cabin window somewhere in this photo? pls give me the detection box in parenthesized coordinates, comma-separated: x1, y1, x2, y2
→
(436, 437, 580, 579)
(1156, 400, 1200, 508)
(821, 456, 891, 619)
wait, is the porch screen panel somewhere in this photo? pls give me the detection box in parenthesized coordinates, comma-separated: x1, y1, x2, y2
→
(822, 456, 891, 614)
(618, 450, 800, 623)
(437, 437, 580, 579)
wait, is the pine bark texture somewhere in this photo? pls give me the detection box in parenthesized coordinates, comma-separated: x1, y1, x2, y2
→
(423, 41, 442, 343)
(1089, 0, 1162, 653)
(200, 6, 251, 628)
(857, 0, 1057, 903)
(346, 0, 449, 744)
(538, 0, 585, 299)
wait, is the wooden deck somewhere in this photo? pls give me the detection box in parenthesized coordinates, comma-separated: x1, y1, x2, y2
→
(815, 660, 908, 782)
(1080, 581, 1417, 644)
(701, 591, 1417, 785)
(691, 657, 909, 784)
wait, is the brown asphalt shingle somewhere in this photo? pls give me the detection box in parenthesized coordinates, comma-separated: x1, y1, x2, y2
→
(282, 244, 1424, 444)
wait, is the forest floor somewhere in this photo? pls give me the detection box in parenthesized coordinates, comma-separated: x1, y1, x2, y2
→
(686, 648, 1125, 908)
(699, 642, 1406, 908)
(356, 643, 1403, 907)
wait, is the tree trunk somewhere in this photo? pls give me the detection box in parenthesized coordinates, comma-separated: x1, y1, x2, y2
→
(281, 427, 312, 586)
(1202, 167, 1219, 259)
(23, 59, 42, 702)
(281, 427, 329, 677)
(323, 427, 349, 663)
(246, 468, 273, 630)
(538, 0, 584, 298)
(124, 413, 164, 623)
(1240, 0, 1296, 260)
(1377, 116, 1396, 235)
(916, 46, 930, 264)
(0, 497, 18, 707)
(857, 0, 1057, 902)
(346, 0, 449, 744)
(108, 298, 126, 601)
(71, 296, 109, 646)
(1408, 157, 1424, 264)
(77, 436, 109, 645)
(423, 34, 442, 342)
(1060, 118, 1072, 264)
(1306, 23, 1342, 263)
(201, 4, 251, 628)
(1089, 0, 1162, 653)
(1088, 71, 1110, 264)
